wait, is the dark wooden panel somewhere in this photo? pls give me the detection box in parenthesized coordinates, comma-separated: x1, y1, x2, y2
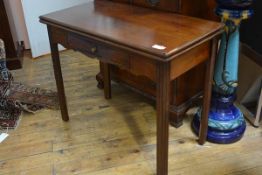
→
(131, 0, 180, 12)
(111, 0, 218, 20)
(0, 0, 16, 58)
(241, 0, 262, 55)
(0, 0, 23, 70)
(179, 0, 218, 20)
(110, 0, 180, 12)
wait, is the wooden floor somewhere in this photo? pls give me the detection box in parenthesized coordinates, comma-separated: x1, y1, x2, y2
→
(0, 50, 261, 175)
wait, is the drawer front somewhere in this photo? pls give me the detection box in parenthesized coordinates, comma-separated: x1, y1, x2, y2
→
(68, 33, 130, 69)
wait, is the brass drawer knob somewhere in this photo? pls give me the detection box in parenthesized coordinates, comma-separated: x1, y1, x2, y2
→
(91, 47, 97, 53)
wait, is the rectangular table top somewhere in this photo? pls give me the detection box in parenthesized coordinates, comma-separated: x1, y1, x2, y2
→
(40, 0, 223, 59)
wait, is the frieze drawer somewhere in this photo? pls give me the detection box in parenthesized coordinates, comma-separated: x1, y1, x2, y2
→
(68, 33, 130, 69)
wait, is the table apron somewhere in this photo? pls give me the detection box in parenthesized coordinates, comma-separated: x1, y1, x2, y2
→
(49, 26, 211, 83)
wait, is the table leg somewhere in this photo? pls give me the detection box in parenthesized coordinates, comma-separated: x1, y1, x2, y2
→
(156, 62, 170, 175)
(47, 27, 69, 121)
(198, 38, 218, 145)
(103, 62, 111, 99)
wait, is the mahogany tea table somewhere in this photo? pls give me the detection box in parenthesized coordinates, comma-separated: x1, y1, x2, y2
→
(40, 1, 223, 174)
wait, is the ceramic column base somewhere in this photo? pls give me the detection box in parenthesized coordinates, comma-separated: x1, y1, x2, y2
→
(192, 93, 246, 144)
(192, 116, 246, 144)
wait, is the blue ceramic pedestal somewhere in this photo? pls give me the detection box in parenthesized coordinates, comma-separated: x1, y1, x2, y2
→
(192, 0, 253, 144)
(192, 93, 246, 144)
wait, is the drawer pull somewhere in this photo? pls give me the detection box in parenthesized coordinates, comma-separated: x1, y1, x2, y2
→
(91, 47, 97, 53)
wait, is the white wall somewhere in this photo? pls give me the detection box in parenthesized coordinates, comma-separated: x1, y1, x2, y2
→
(21, 0, 91, 58)
(3, 0, 30, 49)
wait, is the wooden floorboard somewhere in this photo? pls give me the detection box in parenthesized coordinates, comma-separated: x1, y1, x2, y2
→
(0, 50, 261, 175)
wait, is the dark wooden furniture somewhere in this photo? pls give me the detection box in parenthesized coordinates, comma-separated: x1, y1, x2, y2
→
(96, 0, 218, 127)
(40, 1, 223, 174)
(241, 0, 262, 56)
(0, 0, 24, 70)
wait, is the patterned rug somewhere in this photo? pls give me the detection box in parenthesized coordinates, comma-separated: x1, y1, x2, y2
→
(0, 39, 59, 130)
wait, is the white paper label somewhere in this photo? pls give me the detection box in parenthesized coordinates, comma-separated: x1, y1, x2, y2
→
(152, 44, 166, 50)
(0, 133, 9, 143)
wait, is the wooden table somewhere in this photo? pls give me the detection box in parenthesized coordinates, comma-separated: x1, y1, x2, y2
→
(40, 1, 223, 174)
